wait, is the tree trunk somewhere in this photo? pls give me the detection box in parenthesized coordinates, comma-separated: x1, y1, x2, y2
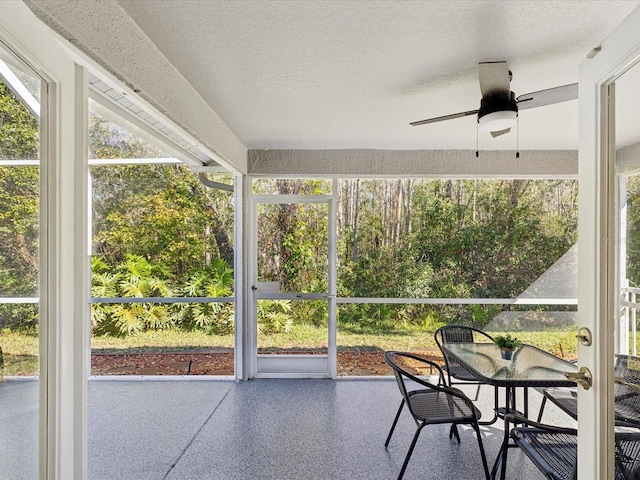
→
(353, 179, 360, 263)
(211, 222, 234, 267)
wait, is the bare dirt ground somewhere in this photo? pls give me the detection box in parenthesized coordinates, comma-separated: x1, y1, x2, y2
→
(91, 348, 444, 376)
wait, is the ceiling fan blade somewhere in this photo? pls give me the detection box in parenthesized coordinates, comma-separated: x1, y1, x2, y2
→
(516, 83, 578, 110)
(490, 127, 511, 138)
(410, 109, 478, 127)
(479, 61, 510, 97)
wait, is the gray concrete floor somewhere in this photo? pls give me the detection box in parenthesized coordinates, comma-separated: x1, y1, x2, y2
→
(0, 377, 575, 480)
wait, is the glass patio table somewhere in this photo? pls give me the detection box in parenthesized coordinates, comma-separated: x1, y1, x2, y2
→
(442, 342, 578, 421)
(442, 343, 579, 480)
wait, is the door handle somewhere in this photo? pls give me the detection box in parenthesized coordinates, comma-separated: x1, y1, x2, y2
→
(565, 366, 593, 390)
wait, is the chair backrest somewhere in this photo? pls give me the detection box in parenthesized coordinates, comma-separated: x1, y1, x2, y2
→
(508, 415, 640, 480)
(385, 351, 478, 424)
(440, 326, 473, 343)
(615, 354, 640, 385)
(434, 325, 493, 379)
(510, 426, 577, 480)
(614, 430, 640, 479)
(384, 351, 443, 406)
(434, 325, 494, 348)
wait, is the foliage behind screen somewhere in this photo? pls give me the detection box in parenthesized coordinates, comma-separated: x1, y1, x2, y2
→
(0, 82, 580, 334)
(336, 178, 577, 328)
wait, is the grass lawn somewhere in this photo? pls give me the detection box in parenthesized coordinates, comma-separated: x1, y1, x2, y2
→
(0, 330, 39, 376)
(258, 323, 579, 359)
(0, 324, 581, 376)
(91, 329, 235, 353)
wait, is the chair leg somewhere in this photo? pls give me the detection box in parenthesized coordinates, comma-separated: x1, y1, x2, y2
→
(472, 422, 490, 480)
(449, 424, 461, 443)
(536, 396, 547, 423)
(499, 429, 510, 480)
(471, 383, 481, 401)
(385, 399, 405, 447)
(397, 424, 425, 480)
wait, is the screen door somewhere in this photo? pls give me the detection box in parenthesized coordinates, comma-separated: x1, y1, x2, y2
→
(253, 195, 336, 377)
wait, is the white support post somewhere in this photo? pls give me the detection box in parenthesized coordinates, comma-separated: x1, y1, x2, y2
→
(631, 289, 638, 356)
(328, 179, 337, 378)
(619, 177, 629, 354)
(41, 61, 89, 480)
(235, 173, 248, 380)
(73, 63, 90, 480)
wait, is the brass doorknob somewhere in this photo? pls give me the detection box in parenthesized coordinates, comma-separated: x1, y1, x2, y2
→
(565, 366, 593, 390)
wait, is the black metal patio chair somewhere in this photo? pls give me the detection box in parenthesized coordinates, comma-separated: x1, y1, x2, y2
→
(384, 351, 490, 480)
(534, 359, 578, 422)
(434, 325, 496, 401)
(613, 354, 640, 426)
(540, 355, 640, 425)
(538, 386, 578, 422)
(497, 413, 640, 480)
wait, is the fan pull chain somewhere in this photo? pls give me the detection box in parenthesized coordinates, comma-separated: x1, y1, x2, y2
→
(476, 123, 479, 158)
(516, 116, 520, 159)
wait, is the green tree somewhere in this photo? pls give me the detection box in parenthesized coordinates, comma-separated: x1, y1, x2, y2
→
(626, 176, 640, 286)
(336, 179, 577, 327)
(89, 112, 235, 282)
(0, 80, 39, 329)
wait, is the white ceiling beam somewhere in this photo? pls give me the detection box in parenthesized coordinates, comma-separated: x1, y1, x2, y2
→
(248, 149, 578, 178)
(89, 92, 205, 168)
(25, 0, 247, 173)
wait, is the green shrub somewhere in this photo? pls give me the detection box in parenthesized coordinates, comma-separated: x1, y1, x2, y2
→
(257, 299, 293, 334)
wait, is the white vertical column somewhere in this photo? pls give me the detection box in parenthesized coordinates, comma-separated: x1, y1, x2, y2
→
(2, 3, 94, 476)
(42, 62, 89, 480)
(73, 63, 90, 480)
(618, 177, 629, 355)
(247, 179, 259, 378)
(0, 3, 91, 476)
(328, 180, 337, 378)
(234, 173, 248, 379)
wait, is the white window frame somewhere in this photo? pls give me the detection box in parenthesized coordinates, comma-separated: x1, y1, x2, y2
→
(0, 3, 90, 479)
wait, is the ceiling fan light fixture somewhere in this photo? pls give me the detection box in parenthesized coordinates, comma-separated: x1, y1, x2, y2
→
(410, 62, 579, 135)
(477, 91, 518, 132)
(478, 110, 517, 132)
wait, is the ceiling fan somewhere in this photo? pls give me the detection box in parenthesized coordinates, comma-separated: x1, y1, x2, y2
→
(410, 61, 578, 137)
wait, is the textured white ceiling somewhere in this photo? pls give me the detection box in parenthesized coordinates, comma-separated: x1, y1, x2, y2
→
(45, 0, 640, 151)
(114, 0, 640, 151)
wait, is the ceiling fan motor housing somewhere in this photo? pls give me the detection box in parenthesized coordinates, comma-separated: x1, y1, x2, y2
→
(478, 91, 518, 132)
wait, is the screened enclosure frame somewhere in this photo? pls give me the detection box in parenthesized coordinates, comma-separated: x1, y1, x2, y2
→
(6, 2, 640, 478)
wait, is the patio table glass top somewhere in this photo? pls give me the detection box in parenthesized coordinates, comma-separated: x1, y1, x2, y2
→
(442, 342, 578, 388)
